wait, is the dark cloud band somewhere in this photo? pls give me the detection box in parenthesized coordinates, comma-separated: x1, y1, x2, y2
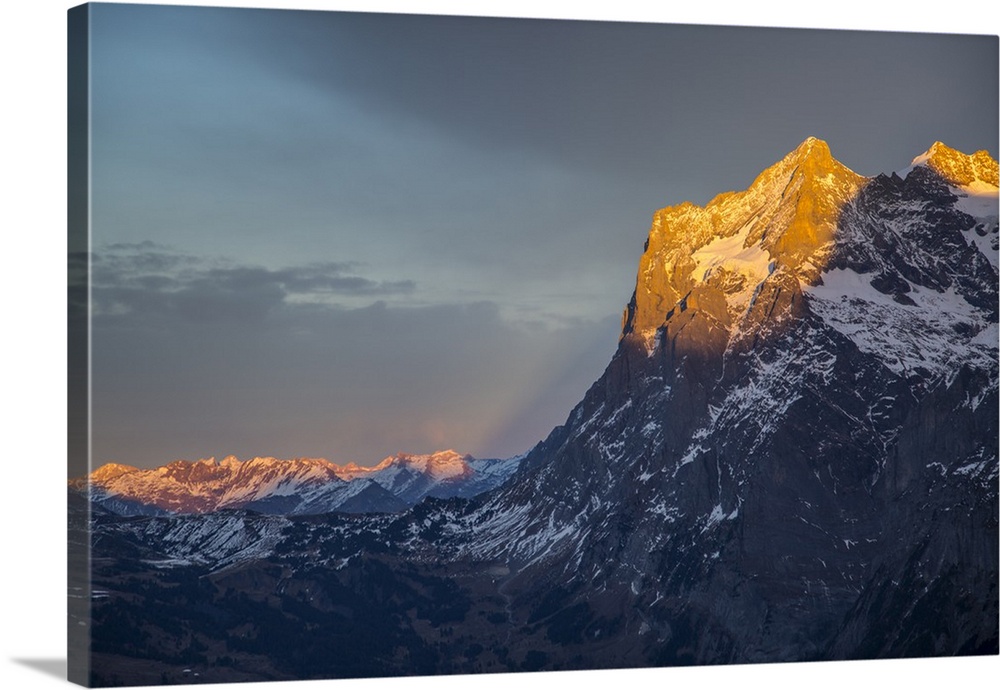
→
(90, 244, 417, 323)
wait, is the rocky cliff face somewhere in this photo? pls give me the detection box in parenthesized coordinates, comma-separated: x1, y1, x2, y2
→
(465, 137, 998, 663)
(622, 137, 864, 338)
(84, 139, 998, 682)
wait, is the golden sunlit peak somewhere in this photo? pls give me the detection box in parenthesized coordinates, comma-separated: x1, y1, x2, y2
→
(751, 137, 859, 190)
(782, 137, 845, 175)
(624, 137, 866, 339)
(797, 135, 827, 150)
(789, 136, 831, 158)
(912, 142, 999, 188)
(90, 462, 141, 482)
(911, 141, 961, 166)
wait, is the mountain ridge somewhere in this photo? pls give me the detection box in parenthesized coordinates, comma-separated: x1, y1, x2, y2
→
(910, 140, 999, 187)
(82, 138, 998, 681)
(74, 449, 522, 515)
(621, 136, 869, 339)
(450, 137, 996, 656)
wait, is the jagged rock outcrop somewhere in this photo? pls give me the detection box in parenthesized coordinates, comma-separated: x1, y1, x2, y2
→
(918, 140, 999, 188)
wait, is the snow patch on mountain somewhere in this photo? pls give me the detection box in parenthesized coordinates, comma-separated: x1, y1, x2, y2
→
(76, 449, 522, 516)
(690, 221, 773, 310)
(806, 268, 995, 384)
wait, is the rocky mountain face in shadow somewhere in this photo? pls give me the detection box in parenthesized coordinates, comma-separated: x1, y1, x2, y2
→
(82, 139, 998, 685)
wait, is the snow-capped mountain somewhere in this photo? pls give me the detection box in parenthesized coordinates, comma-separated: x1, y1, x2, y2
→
(74, 449, 522, 515)
(336, 450, 524, 502)
(465, 137, 997, 661)
(449, 137, 997, 661)
(83, 139, 997, 682)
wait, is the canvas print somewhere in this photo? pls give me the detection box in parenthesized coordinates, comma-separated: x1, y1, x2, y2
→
(67, 3, 999, 687)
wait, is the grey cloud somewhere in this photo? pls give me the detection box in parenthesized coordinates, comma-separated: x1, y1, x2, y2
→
(217, 263, 415, 297)
(91, 247, 201, 286)
(104, 240, 166, 251)
(90, 245, 416, 324)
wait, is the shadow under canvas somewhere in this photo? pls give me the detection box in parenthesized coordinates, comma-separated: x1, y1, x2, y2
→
(12, 658, 67, 681)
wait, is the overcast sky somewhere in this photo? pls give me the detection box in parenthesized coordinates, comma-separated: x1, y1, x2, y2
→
(84, 3, 998, 468)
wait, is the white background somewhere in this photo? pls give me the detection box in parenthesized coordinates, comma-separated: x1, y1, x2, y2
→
(1, 1, 997, 689)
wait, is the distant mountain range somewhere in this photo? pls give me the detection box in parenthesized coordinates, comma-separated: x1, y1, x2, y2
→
(72, 450, 522, 515)
(78, 139, 998, 685)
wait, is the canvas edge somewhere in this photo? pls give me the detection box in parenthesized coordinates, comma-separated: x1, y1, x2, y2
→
(67, 3, 92, 686)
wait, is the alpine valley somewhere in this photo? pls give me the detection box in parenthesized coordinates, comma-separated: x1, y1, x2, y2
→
(73, 139, 999, 686)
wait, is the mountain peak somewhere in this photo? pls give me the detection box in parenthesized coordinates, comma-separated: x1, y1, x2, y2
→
(373, 449, 473, 478)
(792, 135, 830, 158)
(776, 136, 855, 181)
(623, 137, 864, 338)
(910, 141, 998, 188)
(90, 462, 141, 482)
